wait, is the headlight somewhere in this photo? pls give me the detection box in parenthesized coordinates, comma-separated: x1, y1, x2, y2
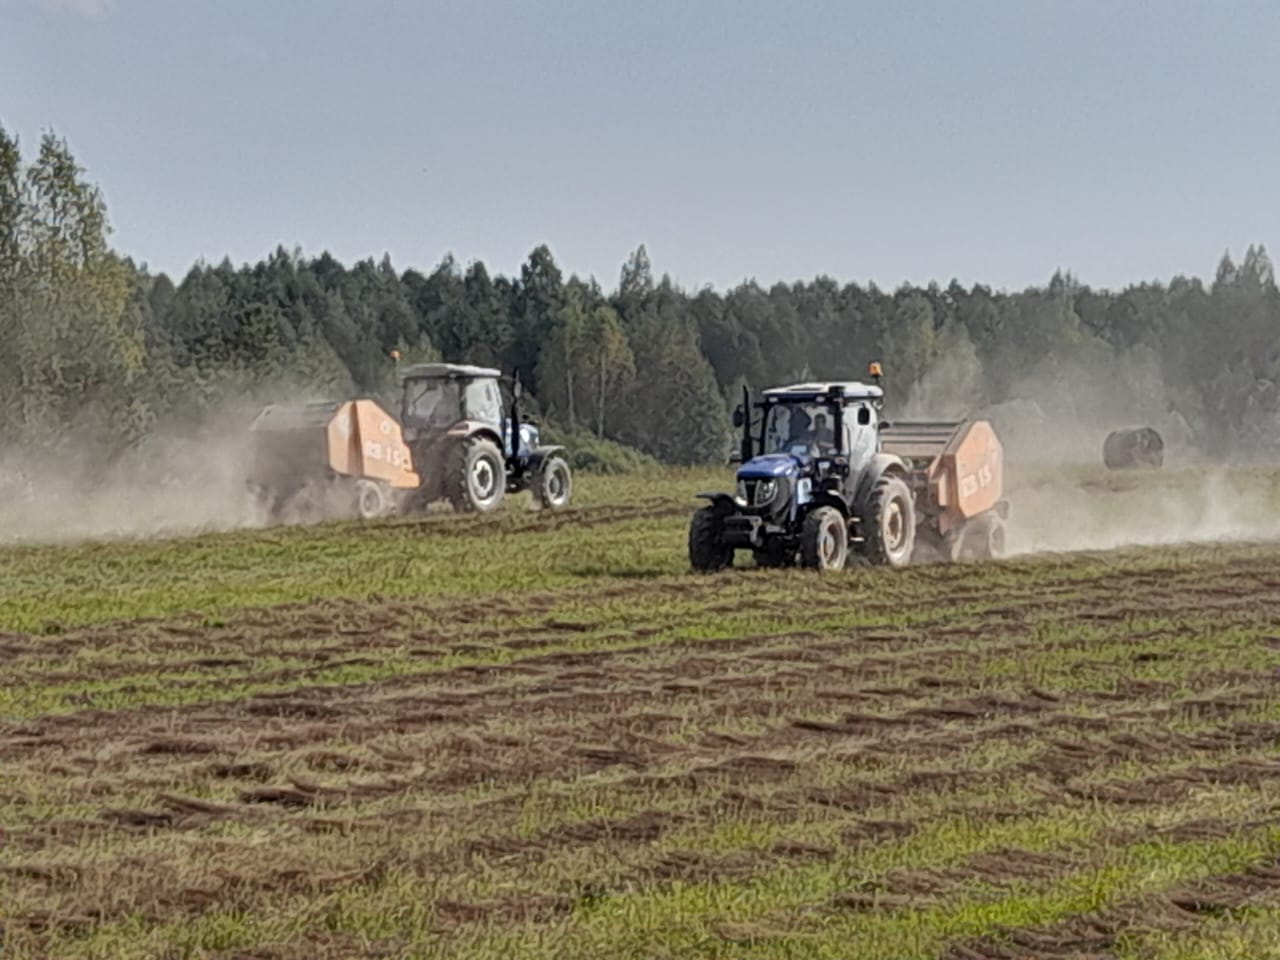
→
(735, 479, 748, 506)
(755, 479, 777, 505)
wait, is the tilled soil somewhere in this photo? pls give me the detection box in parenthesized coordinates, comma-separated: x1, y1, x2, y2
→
(3, 542, 1280, 958)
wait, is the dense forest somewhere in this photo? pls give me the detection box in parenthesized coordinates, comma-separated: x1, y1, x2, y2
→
(4, 127, 1280, 468)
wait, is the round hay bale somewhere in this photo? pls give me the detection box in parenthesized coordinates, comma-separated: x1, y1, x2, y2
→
(1102, 427, 1165, 470)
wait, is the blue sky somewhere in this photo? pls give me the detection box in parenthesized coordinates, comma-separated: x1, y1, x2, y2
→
(3, 0, 1277, 292)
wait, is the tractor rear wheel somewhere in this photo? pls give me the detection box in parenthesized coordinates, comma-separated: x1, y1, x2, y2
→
(861, 475, 916, 568)
(800, 506, 848, 571)
(446, 438, 507, 513)
(531, 456, 573, 510)
(954, 513, 1005, 562)
(689, 506, 733, 572)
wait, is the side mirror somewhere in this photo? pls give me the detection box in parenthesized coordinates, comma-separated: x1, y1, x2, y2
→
(732, 405, 745, 428)
(857, 406, 871, 426)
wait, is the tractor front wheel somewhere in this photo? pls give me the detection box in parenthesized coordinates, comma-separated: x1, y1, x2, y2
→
(861, 475, 916, 568)
(446, 439, 507, 513)
(689, 506, 733, 572)
(800, 506, 848, 571)
(531, 456, 573, 510)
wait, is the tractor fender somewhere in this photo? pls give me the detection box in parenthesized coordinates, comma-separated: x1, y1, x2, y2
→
(446, 421, 504, 450)
(695, 492, 736, 514)
(524, 445, 566, 471)
(852, 453, 911, 516)
(804, 490, 851, 519)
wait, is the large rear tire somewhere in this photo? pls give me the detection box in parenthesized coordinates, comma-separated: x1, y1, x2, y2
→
(531, 456, 573, 510)
(861, 475, 916, 568)
(446, 439, 506, 513)
(689, 506, 733, 572)
(800, 506, 848, 571)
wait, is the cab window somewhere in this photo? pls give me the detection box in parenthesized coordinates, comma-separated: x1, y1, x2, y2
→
(464, 379, 503, 426)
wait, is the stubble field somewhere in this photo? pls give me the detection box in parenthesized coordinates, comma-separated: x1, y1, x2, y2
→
(4, 467, 1280, 959)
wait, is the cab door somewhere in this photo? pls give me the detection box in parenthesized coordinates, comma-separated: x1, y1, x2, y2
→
(844, 401, 878, 468)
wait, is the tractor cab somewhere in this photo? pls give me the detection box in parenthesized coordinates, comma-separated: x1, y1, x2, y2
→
(400, 364, 541, 455)
(731, 380, 884, 517)
(757, 384, 881, 463)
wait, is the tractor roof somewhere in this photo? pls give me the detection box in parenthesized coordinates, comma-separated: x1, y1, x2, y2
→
(399, 362, 501, 381)
(762, 381, 883, 401)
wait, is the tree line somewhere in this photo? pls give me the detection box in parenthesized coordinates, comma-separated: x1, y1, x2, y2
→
(4, 126, 1280, 467)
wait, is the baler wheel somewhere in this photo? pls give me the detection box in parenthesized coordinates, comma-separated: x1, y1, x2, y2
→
(355, 479, 391, 520)
(954, 513, 1005, 562)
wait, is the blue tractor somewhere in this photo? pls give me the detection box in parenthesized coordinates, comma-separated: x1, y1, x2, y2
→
(689, 363, 1007, 572)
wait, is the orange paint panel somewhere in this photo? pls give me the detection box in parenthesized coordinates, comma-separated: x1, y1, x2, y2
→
(324, 400, 420, 489)
(352, 400, 420, 489)
(933, 420, 1002, 528)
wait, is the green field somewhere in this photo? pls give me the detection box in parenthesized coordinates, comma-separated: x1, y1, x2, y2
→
(5, 468, 1280, 959)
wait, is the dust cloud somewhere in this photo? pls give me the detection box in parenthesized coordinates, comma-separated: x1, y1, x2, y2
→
(903, 349, 1280, 557)
(3, 350, 1280, 556)
(0, 404, 271, 546)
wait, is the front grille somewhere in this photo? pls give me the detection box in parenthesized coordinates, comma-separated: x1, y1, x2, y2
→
(741, 478, 782, 509)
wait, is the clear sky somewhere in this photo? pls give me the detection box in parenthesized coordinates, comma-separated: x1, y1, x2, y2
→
(4, 0, 1277, 293)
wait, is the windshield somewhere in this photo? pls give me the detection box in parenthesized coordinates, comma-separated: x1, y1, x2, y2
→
(762, 401, 839, 456)
(403, 379, 463, 426)
(403, 376, 504, 428)
(463, 378, 503, 427)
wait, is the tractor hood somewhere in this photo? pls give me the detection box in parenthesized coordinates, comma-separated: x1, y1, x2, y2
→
(737, 454, 802, 480)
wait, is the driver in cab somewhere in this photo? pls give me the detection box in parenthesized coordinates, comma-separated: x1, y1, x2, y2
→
(787, 409, 836, 453)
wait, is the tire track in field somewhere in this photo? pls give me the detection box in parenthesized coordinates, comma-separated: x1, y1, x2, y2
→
(7, 553, 1277, 732)
(5, 543, 1279, 665)
(940, 853, 1280, 959)
(2, 587, 1272, 791)
(4, 568, 1277, 809)
(6, 546, 1280, 947)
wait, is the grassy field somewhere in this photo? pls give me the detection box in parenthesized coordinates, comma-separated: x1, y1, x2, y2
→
(5, 467, 1280, 959)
